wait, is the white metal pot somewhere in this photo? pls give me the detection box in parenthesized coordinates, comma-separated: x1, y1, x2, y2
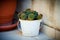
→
(19, 19, 42, 36)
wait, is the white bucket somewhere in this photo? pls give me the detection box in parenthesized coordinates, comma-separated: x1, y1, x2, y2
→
(19, 19, 42, 36)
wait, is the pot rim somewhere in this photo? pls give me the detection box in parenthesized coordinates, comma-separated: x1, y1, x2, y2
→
(0, 21, 18, 32)
(19, 19, 42, 22)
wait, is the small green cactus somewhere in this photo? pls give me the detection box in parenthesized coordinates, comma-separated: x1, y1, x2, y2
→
(37, 14, 43, 20)
(32, 11, 38, 16)
(25, 9, 31, 11)
(18, 9, 43, 20)
(20, 13, 27, 20)
(24, 9, 32, 15)
(32, 11, 38, 19)
(28, 13, 35, 20)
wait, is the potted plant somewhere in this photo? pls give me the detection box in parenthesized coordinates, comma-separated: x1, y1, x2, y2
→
(0, 0, 17, 31)
(18, 9, 43, 36)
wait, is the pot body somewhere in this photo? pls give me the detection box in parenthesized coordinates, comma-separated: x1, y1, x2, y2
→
(0, 0, 17, 25)
(19, 19, 42, 36)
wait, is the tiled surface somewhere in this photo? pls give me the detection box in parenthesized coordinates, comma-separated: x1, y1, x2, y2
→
(0, 30, 54, 40)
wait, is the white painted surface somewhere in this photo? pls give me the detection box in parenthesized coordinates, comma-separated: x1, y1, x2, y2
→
(19, 19, 42, 36)
(0, 30, 53, 40)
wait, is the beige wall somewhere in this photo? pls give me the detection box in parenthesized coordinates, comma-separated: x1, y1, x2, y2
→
(54, 0, 60, 29)
(32, 0, 60, 39)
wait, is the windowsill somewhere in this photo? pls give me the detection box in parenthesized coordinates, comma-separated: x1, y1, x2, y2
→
(0, 29, 54, 40)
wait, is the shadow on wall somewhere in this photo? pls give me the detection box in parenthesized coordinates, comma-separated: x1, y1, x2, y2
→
(16, 0, 32, 12)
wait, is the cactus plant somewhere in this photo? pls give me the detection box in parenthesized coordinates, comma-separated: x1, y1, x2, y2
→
(20, 13, 27, 20)
(23, 9, 32, 15)
(18, 9, 43, 20)
(28, 13, 35, 20)
(32, 11, 38, 17)
(37, 14, 43, 20)
(32, 11, 38, 19)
